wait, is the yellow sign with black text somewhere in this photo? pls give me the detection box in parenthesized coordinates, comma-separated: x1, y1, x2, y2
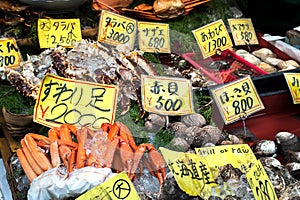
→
(34, 74, 118, 129)
(0, 38, 22, 69)
(210, 76, 264, 124)
(38, 18, 82, 48)
(193, 19, 233, 59)
(284, 73, 300, 104)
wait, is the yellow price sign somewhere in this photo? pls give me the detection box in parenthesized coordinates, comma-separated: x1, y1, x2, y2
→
(141, 75, 194, 115)
(192, 19, 233, 59)
(284, 73, 300, 104)
(138, 21, 170, 53)
(34, 74, 118, 129)
(246, 160, 278, 200)
(210, 76, 264, 124)
(76, 172, 140, 200)
(195, 144, 257, 178)
(37, 18, 82, 48)
(228, 18, 259, 46)
(0, 38, 22, 69)
(98, 10, 137, 50)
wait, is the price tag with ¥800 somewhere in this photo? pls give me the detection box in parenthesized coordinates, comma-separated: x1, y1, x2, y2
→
(141, 75, 194, 115)
(246, 160, 278, 200)
(0, 38, 22, 69)
(192, 19, 233, 59)
(98, 10, 137, 50)
(138, 21, 170, 53)
(228, 18, 259, 46)
(38, 18, 82, 48)
(210, 76, 264, 124)
(34, 74, 118, 130)
(76, 172, 140, 200)
(284, 73, 300, 104)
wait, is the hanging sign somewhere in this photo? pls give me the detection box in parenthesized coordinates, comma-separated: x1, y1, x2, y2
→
(246, 160, 278, 200)
(37, 18, 82, 48)
(210, 76, 264, 124)
(228, 18, 259, 46)
(141, 75, 194, 115)
(34, 74, 118, 130)
(98, 10, 137, 50)
(195, 144, 257, 178)
(0, 38, 22, 69)
(76, 172, 140, 200)
(192, 19, 233, 59)
(284, 73, 300, 104)
(138, 21, 170, 53)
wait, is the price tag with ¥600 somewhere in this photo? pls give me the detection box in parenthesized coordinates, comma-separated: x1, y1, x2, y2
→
(210, 76, 264, 124)
(34, 74, 118, 130)
(38, 18, 82, 48)
(0, 38, 22, 69)
(141, 75, 194, 115)
(228, 18, 259, 46)
(138, 21, 170, 53)
(98, 10, 137, 50)
(246, 160, 278, 200)
(192, 19, 233, 59)
(284, 73, 300, 104)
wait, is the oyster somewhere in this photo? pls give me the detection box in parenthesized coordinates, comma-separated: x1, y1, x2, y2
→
(253, 140, 277, 157)
(285, 162, 300, 180)
(275, 131, 300, 153)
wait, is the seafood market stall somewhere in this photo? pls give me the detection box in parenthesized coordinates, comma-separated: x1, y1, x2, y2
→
(0, 0, 300, 199)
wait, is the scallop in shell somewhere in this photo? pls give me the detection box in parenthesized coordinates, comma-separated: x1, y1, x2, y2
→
(181, 113, 206, 127)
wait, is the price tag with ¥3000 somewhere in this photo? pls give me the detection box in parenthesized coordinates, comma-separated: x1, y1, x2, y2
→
(192, 19, 233, 59)
(210, 76, 264, 124)
(37, 18, 82, 48)
(246, 160, 278, 200)
(284, 73, 300, 104)
(76, 172, 140, 200)
(138, 21, 170, 53)
(34, 74, 118, 130)
(141, 75, 194, 115)
(98, 10, 137, 50)
(228, 18, 259, 46)
(0, 38, 22, 69)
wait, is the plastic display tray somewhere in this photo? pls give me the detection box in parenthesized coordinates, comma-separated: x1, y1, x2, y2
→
(182, 49, 268, 84)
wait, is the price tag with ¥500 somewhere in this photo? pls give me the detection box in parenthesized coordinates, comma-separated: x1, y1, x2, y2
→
(228, 18, 259, 46)
(210, 76, 264, 124)
(138, 21, 170, 53)
(192, 19, 233, 59)
(98, 10, 137, 50)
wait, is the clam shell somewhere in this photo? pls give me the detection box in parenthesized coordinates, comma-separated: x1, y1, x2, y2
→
(252, 48, 277, 59)
(144, 113, 166, 131)
(262, 57, 283, 66)
(170, 122, 187, 137)
(181, 113, 206, 127)
(235, 49, 250, 58)
(191, 125, 225, 147)
(253, 140, 277, 157)
(257, 62, 277, 73)
(277, 59, 300, 69)
(243, 53, 262, 66)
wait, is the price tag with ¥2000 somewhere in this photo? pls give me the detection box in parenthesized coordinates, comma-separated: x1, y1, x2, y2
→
(141, 75, 194, 115)
(34, 74, 118, 130)
(246, 160, 278, 200)
(210, 76, 264, 124)
(192, 19, 233, 59)
(228, 18, 259, 46)
(0, 38, 22, 69)
(284, 73, 300, 104)
(38, 18, 82, 48)
(138, 21, 170, 53)
(76, 172, 140, 200)
(98, 10, 137, 50)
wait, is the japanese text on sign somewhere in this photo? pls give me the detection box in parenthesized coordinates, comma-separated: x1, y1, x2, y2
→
(38, 18, 82, 48)
(34, 74, 118, 130)
(246, 160, 278, 200)
(284, 73, 300, 104)
(228, 18, 259, 46)
(98, 10, 136, 50)
(141, 75, 194, 115)
(0, 38, 21, 69)
(76, 172, 140, 200)
(210, 76, 264, 124)
(195, 144, 257, 178)
(193, 19, 233, 59)
(138, 22, 170, 53)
